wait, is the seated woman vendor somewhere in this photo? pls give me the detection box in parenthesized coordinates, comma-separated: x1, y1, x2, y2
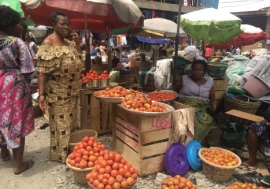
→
(173, 60, 222, 145)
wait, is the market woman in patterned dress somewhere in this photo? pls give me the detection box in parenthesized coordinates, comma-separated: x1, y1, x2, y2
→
(36, 11, 84, 163)
(0, 5, 35, 174)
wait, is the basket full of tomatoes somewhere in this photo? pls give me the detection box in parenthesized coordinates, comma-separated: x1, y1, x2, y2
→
(66, 136, 107, 184)
(86, 151, 138, 189)
(198, 147, 241, 182)
(161, 175, 197, 189)
(227, 182, 265, 189)
(146, 90, 178, 104)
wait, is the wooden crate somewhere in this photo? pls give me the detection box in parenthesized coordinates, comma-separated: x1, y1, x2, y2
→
(214, 78, 228, 108)
(112, 101, 193, 176)
(78, 88, 113, 134)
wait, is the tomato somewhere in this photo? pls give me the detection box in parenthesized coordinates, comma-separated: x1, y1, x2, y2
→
(121, 179, 128, 188)
(69, 160, 75, 166)
(73, 146, 79, 151)
(132, 173, 138, 179)
(100, 160, 107, 168)
(88, 161, 94, 168)
(95, 164, 101, 171)
(120, 158, 126, 165)
(74, 157, 81, 163)
(93, 180, 100, 187)
(88, 140, 94, 146)
(111, 170, 118, 177)
(108, 177, 115, 185)
(97, 183, 104, 189)
(86, 173, 91, 180)
(79, 160, 88, 169)
(82, 155, 89, 161)
(108, 152, 115, 160)
(118, 168, 125, 176)
(105, 166, 112, 174)
(129, 167, 135, 174)
(74, 152, 81, 158)
(106, 160, 114, 166)
(102, 178, 108, 185)
(75, 163, 80, 168)
(124, 171, 131, 178)
(112, 163, 119, 170)
(91, 171, 99, 180)
(104, 173, 110, 180)
(69, 153, 75, 160)
(115, 175, 123, 183)
(99, 150, 105, 156)
(112, 182, 121, 189)
(82, 136, 89, 143)
(97, 174, 104, 182)
(105, 185, 112, 189)
(83, 150, 89, 156)
(114, 154, 122, 162)
(126, 177, 134, 186)
(94, 152, 100, 157)
(99, 168, 106, 174)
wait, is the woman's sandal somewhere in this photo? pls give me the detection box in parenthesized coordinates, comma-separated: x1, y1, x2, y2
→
(241, 161, 258, 169)
(14, 160, 34, 175)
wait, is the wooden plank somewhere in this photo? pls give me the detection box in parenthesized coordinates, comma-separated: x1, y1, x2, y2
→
(141, 128, 170, 145)
(90, 95, 101, 131)
(140, 114, 172, 132)
(215, 91, 226, 100)
(101, 102, 109, 129)
(171, 101, 192, 110)
(140, 155, 165, 176)
(116, 117, 139, 136)
(225, 109, 264, 123)
(141, 141, 168, 158)
(116, 130, 139, 152)
(44, 109, 49, 121)
(115, 138, 140, 172)
(214, 79, 228, 91)
(80, 91, 88, 129)
(116, 123, 139, 141)
(115, 105, 140, 129)
(77, 104, 81, 122)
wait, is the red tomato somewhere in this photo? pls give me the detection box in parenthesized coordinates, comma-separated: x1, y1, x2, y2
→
(105, 185, 112, 189)
(74, 153, 81, 158)
(97, 183, 104, 189)
(105, 166, 112, 174)
(100, 160, 107, 168)
(86, 146, 92, 151)
(74, 157, 81, 163)
(114, 154, 122, 162)
(121, 179, 128, 188)
(82, 136, 89, 143)
(88, 140, 94, 146)
(106, 160, 114, 166)
(69, 160, 75, 166)
(108, 152, 115, 160)
(108, 177, 115, 185)
(111, 170, 118, 177)
(118, 168, 125, 176)
(112, 182, 121, 189)
(97, 174, 104, 182)
(99, 168, 106, 174)
(127, 177, 134, 186)
(82, 155, 89, 161)
(79, 160, 88, 169)
(83, 150, 89, 156)
(129, 167, 135, 174)
(115, 175, 123, 183)
(69, 153, 75, 160)
(91, 171, 99, 180)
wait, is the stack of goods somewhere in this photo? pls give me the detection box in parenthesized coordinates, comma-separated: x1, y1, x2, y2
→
(227, 182, 265, 189)
(82, 70, 110, 88)
(161, 175, 197, 189)
(86, 151, 138, 189)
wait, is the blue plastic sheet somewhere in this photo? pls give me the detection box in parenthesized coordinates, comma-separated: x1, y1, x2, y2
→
(136, 36, 172, 44)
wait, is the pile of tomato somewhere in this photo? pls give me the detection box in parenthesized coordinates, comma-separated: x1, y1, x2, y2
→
(67, 136, 106, 169)
(201, 148, 239, 167)
(122, 97, 167, 113)
(86, 151, 138, 189)
(82, 70, 109, 84)
(94, 86, 143, 98)
(227, 182, 265, 189)
(147, 91, 177, 101)
(161, 175, 197, 189)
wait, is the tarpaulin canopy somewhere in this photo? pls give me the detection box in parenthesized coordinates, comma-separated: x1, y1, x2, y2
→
(137, 36, 172, 44)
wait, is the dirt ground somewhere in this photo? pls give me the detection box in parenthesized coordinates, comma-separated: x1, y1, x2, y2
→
(1, 117, 269, 189)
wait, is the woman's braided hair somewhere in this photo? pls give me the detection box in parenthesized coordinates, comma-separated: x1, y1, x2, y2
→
(51, 11, 67, 24)
(0, 5, 20, 31)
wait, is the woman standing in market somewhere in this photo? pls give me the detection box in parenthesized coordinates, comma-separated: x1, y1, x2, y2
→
(36, 11, 84, 163)
(0, 5, 35, 174)
(25, 31, 38, 59)
(173, 60, 222, 145)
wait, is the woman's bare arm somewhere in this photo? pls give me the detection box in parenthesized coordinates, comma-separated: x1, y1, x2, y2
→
(172, 76, 183, 92)
(209, 85, 216, 111)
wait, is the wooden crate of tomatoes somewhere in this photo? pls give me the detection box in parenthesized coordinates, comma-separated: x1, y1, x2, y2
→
(111, 101, 193, 176)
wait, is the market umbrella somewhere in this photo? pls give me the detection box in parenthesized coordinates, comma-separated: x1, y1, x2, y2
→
(20, 0, 144, 33)
(180, 8, 243, 44)
(137, 18, 187, 38)
(206, 24, 269, 49)
(0, 0, 24, 17)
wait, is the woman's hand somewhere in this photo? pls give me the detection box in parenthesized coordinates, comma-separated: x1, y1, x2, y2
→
(39, 96, 49, 111)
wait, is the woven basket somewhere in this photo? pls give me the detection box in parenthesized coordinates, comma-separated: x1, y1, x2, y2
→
(91, 64, 108, 74)
(198, 147, 241, 182)
(224, 95, 261, 114)
(69, 130, 98, 153)
(66, 159, 93, 184)
(207, 63, 228, 78)
(119, 75, 135, 86)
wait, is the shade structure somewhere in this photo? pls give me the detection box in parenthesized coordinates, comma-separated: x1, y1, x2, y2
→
(206, 24, 269, 49)
(137, 36, 172, 44)
(20, 0, 144, 33)
(0, 0, 24, 17)
(180, 8, 243, 44)
(137, 18, 186, 38)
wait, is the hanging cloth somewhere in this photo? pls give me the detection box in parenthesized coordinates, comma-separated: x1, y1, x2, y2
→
(152, 10, 155, 18)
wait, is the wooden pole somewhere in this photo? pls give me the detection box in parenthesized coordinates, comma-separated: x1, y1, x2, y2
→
(84, 13, 91, 72)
